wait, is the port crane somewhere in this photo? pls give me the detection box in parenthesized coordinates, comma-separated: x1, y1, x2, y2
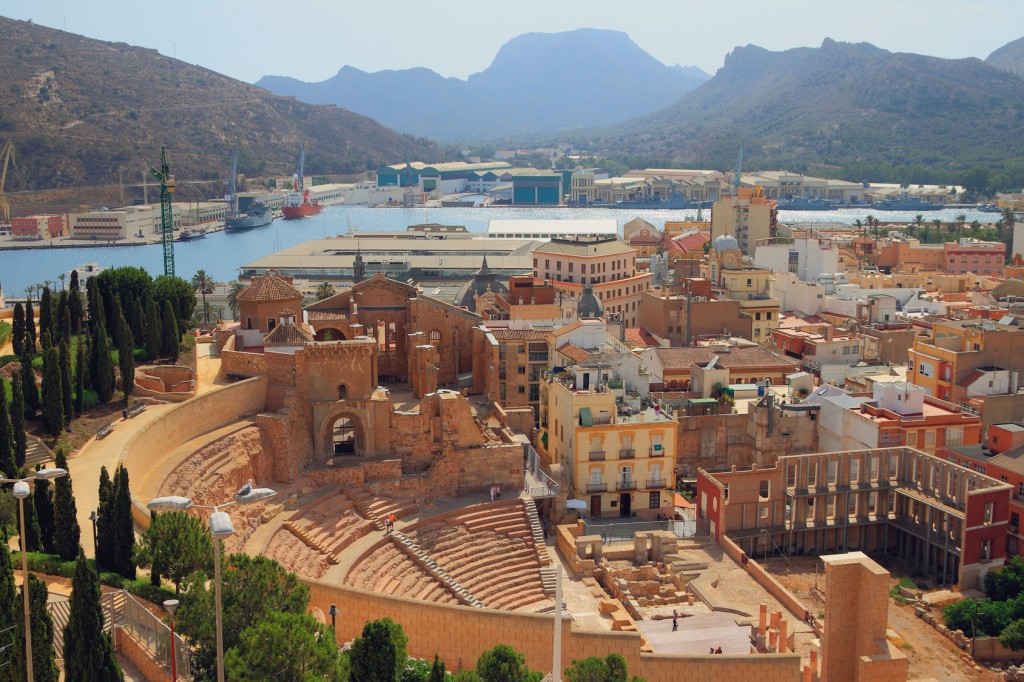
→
(0, 140, 15, 224)
(149, 146, 176, 276)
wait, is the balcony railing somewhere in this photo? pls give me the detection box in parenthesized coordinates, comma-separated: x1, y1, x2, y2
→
(649, 448, 665, 458)
(587, 482, 608, 493)
(619, 448, 635, 459)
(589, 451, 605, 461)
(528, 352, 549, 362)
(616, 480, 637, 491)
(646, 478, 666, 489)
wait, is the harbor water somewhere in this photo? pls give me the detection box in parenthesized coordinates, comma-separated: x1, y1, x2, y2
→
(0, 205, 1001, 295)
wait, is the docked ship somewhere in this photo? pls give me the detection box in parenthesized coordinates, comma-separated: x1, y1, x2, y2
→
(225, 201, 273, 232)
(281, 145, 323, 220)
(777, 196, 838, 211)
(598, 193, 711, 210)
(870, 195, 942, 211)
(223, 149, 274, 232)
(176, 228, 207, 241)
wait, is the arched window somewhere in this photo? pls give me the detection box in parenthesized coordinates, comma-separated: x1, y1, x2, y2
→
(332, 417, 357, 456)
(429, 330, 441, 348)
(388, 322, 397, 352)
(338, 384, 347, 400)
(376, 321, 386, 352)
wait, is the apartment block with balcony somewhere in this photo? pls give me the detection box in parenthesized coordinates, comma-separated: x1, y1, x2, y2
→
(490, 328, 551, 421)
(539, 364, 677, 521)
(709, 187, 778, 257)
(697, 446, 1012, 588)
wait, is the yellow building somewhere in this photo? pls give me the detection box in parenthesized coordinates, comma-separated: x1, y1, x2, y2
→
(702, 237, 781, 343)
(539, 365, 677, 520)
(710, 187, 778, 257)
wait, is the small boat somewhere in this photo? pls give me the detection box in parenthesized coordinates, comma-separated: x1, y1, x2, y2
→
(870, 195, 942, 211)
(225, 200, 274, 232)
(280, 145, 324, 220)
(176, 228, 207, 242)
(977, 204, 1003, 213)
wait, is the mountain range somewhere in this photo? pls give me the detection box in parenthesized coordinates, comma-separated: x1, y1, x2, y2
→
(583, 38, 1024, 177)
(256, 29, 710, 141)
(0, 16, 436, 193)
(987, 36, 1024, 77)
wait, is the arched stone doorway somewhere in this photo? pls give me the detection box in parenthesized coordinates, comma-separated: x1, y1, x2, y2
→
(332, 417, 358, 456)
(319, 410, 366, 461)
(315, 327, 347, 342)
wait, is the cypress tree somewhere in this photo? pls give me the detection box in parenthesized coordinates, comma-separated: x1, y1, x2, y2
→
(34, 473, 56, 555)
(53, 447, 81, 562)
(20, 575, 59, 682)
(75, 334, 86, 414)
(38, 286, 52, 347)
(41, 346, 64, 436)
(0, 527, 26, 682)
(93, 319, 115, 404)
(21, 354, 40, 417)
(95, 466, 113, 570)
(41, 328, 52, 352)
(145, 299, 161, 361)
(117, 316, 135, 402)
(60, 339, 74, 422)
(11, 375, 26, 468)
(0, 380, 15, 478)
(63, 551, 124, 682)
(12, 302, 25, 356)
(130, 297, 145, 349)
(25, 299, 36, 355)
(111, 295, 124, 349)
(69, 269, 82, 333)
(60, 300, 72, 348)
(111, 465, 136, 579)
(17, 486, 43, 553)
(161, 300, 179, 361)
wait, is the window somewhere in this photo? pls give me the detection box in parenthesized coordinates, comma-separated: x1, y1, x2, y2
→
(870, 455, 879, 481)
(759, 480, 769, 499)
(429, 330, 441, 348)
(826, 495, 836, 519)
(827, 460, 838, 485)
(517, 386, 525, 394)
(850, 458, 860, 484)
(848, 493, 857, 517)
(649, 491, 661, 509)
(1018, 482, 1024, 499)
(267, 318, 276, 330)
(925, 431, 936, 448)
(245, 317, 253, 330)
(946, 427, 964, 447)
(888, 455, 898, 479)
(868, 492, 877, 515)
(981, 539, 992, 561)
(808, 461, 818, 487)
(723, 484, 729, 501)
(907, 431, 918, 448)
(984, 502, 994, 525)
(787, 464, 796, 487)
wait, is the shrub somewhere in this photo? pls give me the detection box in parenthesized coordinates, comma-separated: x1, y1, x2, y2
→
(0, 321, 11, 346)
(122, 578, 176, 606)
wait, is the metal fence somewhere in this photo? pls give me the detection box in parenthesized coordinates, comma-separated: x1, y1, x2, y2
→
(120, 591, 194, 680)
(524, 444, 559, 498)
(583, 518, 696, 542)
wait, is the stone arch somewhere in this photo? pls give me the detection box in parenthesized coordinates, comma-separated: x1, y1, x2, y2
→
(314, 327, 347, 342)
(320, 410, 366, 460)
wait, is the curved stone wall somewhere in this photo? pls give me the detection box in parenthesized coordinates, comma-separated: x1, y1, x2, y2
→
(125, 376, 268, 529)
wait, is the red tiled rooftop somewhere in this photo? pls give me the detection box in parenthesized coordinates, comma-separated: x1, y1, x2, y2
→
(624, 327, 660, 347)
(237, 271, 303, 303)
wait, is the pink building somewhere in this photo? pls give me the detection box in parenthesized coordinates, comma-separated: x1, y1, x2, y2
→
(944, 239, 1005, 276)
(11, 214, 67, 240)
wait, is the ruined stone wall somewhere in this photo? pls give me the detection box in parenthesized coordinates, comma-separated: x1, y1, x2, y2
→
(676, 413, 752, 477)
(304, 579, 802, 682)
(220, 347, 268, 379)
(409, 298, 480, 387)
(297, 341, 377, 403)
(454, 443, 522, 496)
(747, 405, 819, 467)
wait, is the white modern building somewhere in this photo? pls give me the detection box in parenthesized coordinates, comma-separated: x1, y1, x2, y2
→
(487, 219, 618, 241)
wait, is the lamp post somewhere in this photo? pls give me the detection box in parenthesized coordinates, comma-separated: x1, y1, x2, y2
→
(147, 484, 277, 682)
(89, 510, 98, 555)
(164, 599, 179, 682)
(2, 468, 69, 682)
(328, 603, 338, 635)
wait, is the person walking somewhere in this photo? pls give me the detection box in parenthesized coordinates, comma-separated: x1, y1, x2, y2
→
(672, 609, 678, 632)
(489, 484, 496, 502)
(387, 512, 396, 533)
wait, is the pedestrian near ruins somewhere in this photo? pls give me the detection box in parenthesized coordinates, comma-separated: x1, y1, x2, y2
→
(387, 512, 396, 533)
(672, 609, 678, 631)
(489, 484, 496, 502)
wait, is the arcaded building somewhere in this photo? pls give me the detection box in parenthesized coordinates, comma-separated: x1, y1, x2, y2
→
(697, 446, 1013, 588)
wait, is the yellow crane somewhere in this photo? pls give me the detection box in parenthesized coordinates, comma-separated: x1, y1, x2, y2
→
(0, 140, 14, 224)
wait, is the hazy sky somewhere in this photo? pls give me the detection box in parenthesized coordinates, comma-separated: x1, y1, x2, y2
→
(2, 1, 1022, 84)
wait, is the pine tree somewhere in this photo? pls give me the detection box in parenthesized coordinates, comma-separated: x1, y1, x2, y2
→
(145, 299, 161, 361)
(20, 355, 40, 417)
(117, 314, 135, 401)
(0, 379, 15, 478)
(93, 318, 115, 405)
(25, 299, 36, 355)
(20, 575, 59, 682)
(59, 339, 74, 422)
(34, 473, 56, 555)
(63, 551, 124, 682)
(0, 527, 26, 682)
(69, 270, 83, 333)
(11, 375, 26, 468)
(12, 302, 25, 357)
(161, 300, 179, 361)
(96, 466, 114, 571)
(75, 334, 86, 414)
(53, 447, 81, 562)
(41, 346, 64, 436)
(38, 286, 52, 348)
(112, 465, 136, 579)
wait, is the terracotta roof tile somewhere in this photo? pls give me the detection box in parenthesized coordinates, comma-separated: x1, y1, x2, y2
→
(655, 346, 800, 370)
(624, 327, 660, 347)
(556, 342, 592, 364)
(263, 322, 314, 346)
(237, 271, 303, 303)
(491, 329, 551, 342)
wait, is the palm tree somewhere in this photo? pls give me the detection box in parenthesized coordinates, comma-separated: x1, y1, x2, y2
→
(315, 282, 336, 301)
(190, 270, 216, 327)
(971, 220, 981, 234)
(23, 285, 34, 301)
(956, 213, 967, 234)
(58, 273, 66, 291)
(226, 281, 245, 320)
(1004, 208, 1017, 233)
(931, 218, 943, 241)
(914, 214, 925, 233)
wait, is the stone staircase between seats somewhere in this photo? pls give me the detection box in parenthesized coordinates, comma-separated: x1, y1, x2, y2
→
(343, 486, 418, 528)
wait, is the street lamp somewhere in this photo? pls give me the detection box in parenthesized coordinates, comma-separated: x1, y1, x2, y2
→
(328, 603, 338, 634)
(147, 483, 277, 682)
(2, 467, 69, 682)
(164, 599, 179, 682)
(89, 510, 98, 555)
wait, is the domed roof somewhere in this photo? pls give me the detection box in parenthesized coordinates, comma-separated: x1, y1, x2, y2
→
(453, 256, 508, 312)
(712, 234, 739, 253)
